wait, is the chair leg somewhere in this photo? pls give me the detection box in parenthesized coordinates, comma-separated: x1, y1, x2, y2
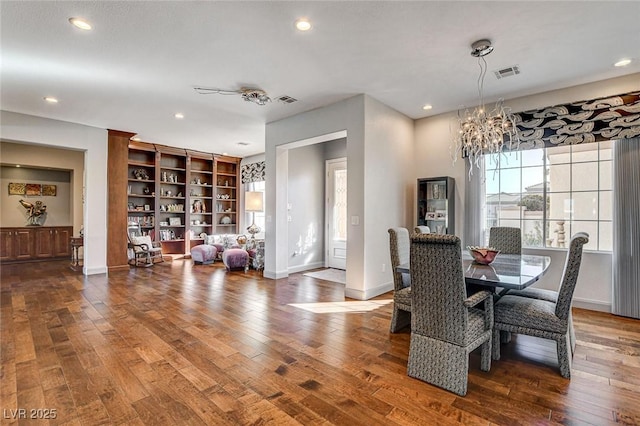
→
(390, 307, 410, 333)
(492, 329, 501, 360)
(569, 311, 576, 354)
(557, 333, 572, 378)
(500, 330, 512, 343)
(480, 338, 492, 372)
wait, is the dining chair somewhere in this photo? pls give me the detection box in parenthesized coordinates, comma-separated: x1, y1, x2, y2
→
(388, 227, 412, 332)
(414, 225, 431, 234)
(407, 233, 493, 396)
(492, 232, 589, 378)
(489, 226, 522, 254)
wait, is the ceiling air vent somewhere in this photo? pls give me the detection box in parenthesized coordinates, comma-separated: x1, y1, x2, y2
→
(494, 65, 520, 79)
(276, 95, 297, 104)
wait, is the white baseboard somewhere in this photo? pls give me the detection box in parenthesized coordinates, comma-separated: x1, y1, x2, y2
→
(86, 266, 107, 275)
(345, 281, 393, 301)
(573, 297, 611, 313)
(263, 269, 288, 279)
(288, 261, 324, 274)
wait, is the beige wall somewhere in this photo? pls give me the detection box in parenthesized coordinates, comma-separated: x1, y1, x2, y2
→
(1, 142, 84, 231)
(413, 73, 640, 312)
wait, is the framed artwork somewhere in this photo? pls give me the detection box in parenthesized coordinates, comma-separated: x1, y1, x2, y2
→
(8, 183, 26, 195)
(169, 217, 181, 226)
(42, 184, 57, 196)
(26, 184, 42, 196)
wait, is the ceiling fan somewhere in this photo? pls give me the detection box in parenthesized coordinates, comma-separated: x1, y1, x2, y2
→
(193, 86, 271, 106)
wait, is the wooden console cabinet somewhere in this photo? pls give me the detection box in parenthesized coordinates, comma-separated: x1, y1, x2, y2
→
(0, 226, 72, 263)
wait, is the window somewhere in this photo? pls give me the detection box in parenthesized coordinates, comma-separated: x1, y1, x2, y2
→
(245, 181, 265, 239)
(484, 141, 612, 251)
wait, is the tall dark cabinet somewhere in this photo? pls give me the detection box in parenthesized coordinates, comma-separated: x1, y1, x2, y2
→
(417, 177, 455, 235)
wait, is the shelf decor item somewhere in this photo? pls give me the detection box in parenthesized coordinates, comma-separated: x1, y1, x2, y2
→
(220, 215, 232, 225)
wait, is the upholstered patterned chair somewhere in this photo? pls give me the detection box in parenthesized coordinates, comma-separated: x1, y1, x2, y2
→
(407, 234, 493, 396)
(492, 232, 589, 378)
(388, 227, 412, 332)
(414, 226, 431, 234)
(127, 223, 164, 267)
(489, 226, 522, 254)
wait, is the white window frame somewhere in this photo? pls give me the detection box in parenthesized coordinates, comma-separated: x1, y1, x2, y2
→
(483, 141, 612, 252)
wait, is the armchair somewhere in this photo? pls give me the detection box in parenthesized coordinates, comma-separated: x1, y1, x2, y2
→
(128, 224, 164, 267)
(492, 233, 589, 378)
(388, 227, 412, 332)
(488, 226, 522, 254)
(407, 234, 493, 396)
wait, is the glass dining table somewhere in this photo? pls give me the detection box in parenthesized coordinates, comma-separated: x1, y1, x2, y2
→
(396, 252, 551, 291)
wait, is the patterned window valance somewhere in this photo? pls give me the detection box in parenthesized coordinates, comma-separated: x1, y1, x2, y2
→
(241, 161, 265, 183)
(511, 91, 640, 151)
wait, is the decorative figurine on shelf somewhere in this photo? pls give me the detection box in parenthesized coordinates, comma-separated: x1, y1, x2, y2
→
(162, 171, 168, 182)
(19, 199, 47, 226)
(143, 187, 150, 195)
(134, 169, 149, 180)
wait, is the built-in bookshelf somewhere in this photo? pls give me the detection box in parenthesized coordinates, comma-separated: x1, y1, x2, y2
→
(215, 156, 240, 234)
(121, 140, 241, 260)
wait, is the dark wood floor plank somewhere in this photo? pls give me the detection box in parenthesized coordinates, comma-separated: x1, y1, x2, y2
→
(2, 260, 640, 425)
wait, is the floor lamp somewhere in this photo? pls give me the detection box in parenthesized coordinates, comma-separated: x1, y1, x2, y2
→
(245, 191, 264, 248)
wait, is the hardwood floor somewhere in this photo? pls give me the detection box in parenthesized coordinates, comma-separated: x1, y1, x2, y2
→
(1, 260, 639, 425)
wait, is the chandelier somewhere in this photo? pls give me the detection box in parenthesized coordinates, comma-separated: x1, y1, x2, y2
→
(193, 86, 271, 106)
(452, 40, 519, 174)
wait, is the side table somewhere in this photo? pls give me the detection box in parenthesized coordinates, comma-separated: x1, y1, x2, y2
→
(70, 236, 83, 271)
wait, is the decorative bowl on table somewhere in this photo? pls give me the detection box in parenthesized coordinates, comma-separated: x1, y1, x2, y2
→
(467, 246, 500, 265)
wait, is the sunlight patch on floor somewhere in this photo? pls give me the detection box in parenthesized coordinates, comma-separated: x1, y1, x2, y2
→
(288, 299, 393, 313)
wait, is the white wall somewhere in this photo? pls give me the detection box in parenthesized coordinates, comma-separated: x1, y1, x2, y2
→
(324, 137, 347, 160)
(414, 73, 640, 312)
(0, 111, 108, 275)
(265, 95, 364, 288)
(362, 96, 415, 299)
(287, 143, 326, 272)
(265, 94, 414, 300)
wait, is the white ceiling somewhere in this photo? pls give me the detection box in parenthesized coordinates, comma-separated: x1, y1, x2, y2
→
(2, 1, 639, 157)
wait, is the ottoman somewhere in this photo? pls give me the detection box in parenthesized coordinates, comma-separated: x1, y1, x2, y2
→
(191, 244, 217, 265)
(222, 248, 249, 271)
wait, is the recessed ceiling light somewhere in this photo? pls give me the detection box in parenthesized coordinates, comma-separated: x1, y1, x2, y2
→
(174, 113, 184, 119)
(295, 18, 312, 31)
(222, 152, 228, 156)
(69, 17, 92, 30)
(44, 96, 58, 103)
(131, 137, 141, 141)
(422, 104, 433, 111)
(614, 58, 632, 67)
(16, 165, 21, 168)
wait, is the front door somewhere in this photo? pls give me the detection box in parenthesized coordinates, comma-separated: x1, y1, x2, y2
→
(326, 158, 347, 270)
